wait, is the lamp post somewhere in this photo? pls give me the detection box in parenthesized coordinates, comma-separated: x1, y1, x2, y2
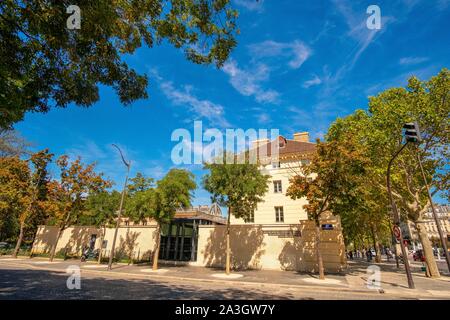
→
(387, 142, 415, 289)
(107, 144, 131, 270)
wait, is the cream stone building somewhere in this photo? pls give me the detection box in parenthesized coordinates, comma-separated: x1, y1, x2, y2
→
(231, 132, 315, 225)
(402, 205, 450, 250)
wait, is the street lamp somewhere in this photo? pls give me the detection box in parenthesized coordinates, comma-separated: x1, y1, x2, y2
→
(386, 141, 415, 289)
(107, 144, 131, 270)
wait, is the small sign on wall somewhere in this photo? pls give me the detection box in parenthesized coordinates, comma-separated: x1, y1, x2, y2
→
(321, 224, 334, 230)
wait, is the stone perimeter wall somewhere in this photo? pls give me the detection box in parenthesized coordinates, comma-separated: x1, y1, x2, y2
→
(32, 216, 346, 272)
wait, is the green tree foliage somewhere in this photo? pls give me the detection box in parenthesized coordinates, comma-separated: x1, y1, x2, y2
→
(124, 172, 155, 224)
(325, 68, 449, 277)
(122, 170, 196, 269)
(80, 190, 121, 227)
(151, 169, 196, 269)
(0, 0, 239, 128)
(203, 153, 269, 274)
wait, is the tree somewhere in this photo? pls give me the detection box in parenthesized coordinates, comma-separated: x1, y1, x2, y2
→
(82, 190, 121, 263)
(365, 69, 449, 277)
(324, 68, 449, 278)
(80, 190, 121, 227)
(12, 149, 53, 258)
(0, 0, 239, 128)
(46, 155, 112, 261)
(0, 156, 29, 243)
(286, 137, 368, 279)
(151, 169, 196, 270)
(0, 129, 30, 157)
(124, 173, 155, 224)
(202, 153, 269, 275)
(123, 170, 196, 269)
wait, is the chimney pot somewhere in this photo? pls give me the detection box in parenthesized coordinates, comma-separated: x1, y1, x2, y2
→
(293, 132, 309, 142)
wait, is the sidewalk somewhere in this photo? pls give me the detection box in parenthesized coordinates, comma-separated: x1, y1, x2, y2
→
(1, 255, 449, 299)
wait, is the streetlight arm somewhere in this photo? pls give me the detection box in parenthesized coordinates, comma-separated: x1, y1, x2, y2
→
(112, 144, 131, 168)
(387, 142, 408, 224)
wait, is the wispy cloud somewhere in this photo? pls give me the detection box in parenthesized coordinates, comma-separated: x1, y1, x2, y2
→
(151, 70, 231, 128)
(65, 140, 169, 187)
(303, 75, 322, 88)
(248, 40, 312, 69)
(222, 58, 280, 104)
(233, 0, 264, 12)
(399, 56, 429, 65)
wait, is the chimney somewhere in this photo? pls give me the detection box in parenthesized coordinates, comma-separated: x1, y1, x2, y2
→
(293, 132, 309, 142)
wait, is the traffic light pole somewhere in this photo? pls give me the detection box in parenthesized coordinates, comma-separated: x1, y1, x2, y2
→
(387, 142, 415, 289)
(416, 151, 450, 272)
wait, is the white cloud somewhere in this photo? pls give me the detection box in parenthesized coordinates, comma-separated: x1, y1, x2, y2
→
(303, 75, 322, 88)
(222, 58, 279, 104)
(233, 0, 264, 12)
(248, 40, 312, 69)
(399, 56, 429, 65)
(156, 78, 231, 128)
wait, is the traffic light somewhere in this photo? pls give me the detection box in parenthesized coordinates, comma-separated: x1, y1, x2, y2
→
(403, 122, 422, 143)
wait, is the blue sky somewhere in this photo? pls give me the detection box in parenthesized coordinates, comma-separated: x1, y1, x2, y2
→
(14, 0, 450, 205)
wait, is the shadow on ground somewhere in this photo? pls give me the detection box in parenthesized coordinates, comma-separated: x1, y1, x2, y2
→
(0, 267, 311, 300)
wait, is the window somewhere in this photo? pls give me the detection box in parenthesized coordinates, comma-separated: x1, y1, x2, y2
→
(244, 212, 255, 223)
(275, 206, 284, 223)
(272, 162, 280, 168)
(273, 180, 282, 193)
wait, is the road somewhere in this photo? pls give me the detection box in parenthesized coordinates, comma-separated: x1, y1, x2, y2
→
(0, 259, 422, 300)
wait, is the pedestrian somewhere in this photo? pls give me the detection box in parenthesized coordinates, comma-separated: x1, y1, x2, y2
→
(349, 250, 353, 260)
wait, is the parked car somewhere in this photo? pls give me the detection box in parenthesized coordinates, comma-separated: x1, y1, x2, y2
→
(413, 249, 425, 262)
(0, 242, 11, 249)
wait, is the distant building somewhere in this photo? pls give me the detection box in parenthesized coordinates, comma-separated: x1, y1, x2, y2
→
(401, 205, 450, 250)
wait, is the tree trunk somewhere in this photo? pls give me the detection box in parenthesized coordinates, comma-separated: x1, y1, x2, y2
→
(13, 222, 25, 258)
(371, 225, 382, 263)
(315, 221, 325, 280)
(152, 223, 161, 270)
(416, 223, 440, 278)
(225, 207, 231, 275)
(98, 225, 105, 264)
(49, 228, 62, 262)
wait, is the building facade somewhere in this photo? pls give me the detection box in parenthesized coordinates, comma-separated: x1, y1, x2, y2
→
(401, 205, 450, 250)
(231, 132, 315, 225)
